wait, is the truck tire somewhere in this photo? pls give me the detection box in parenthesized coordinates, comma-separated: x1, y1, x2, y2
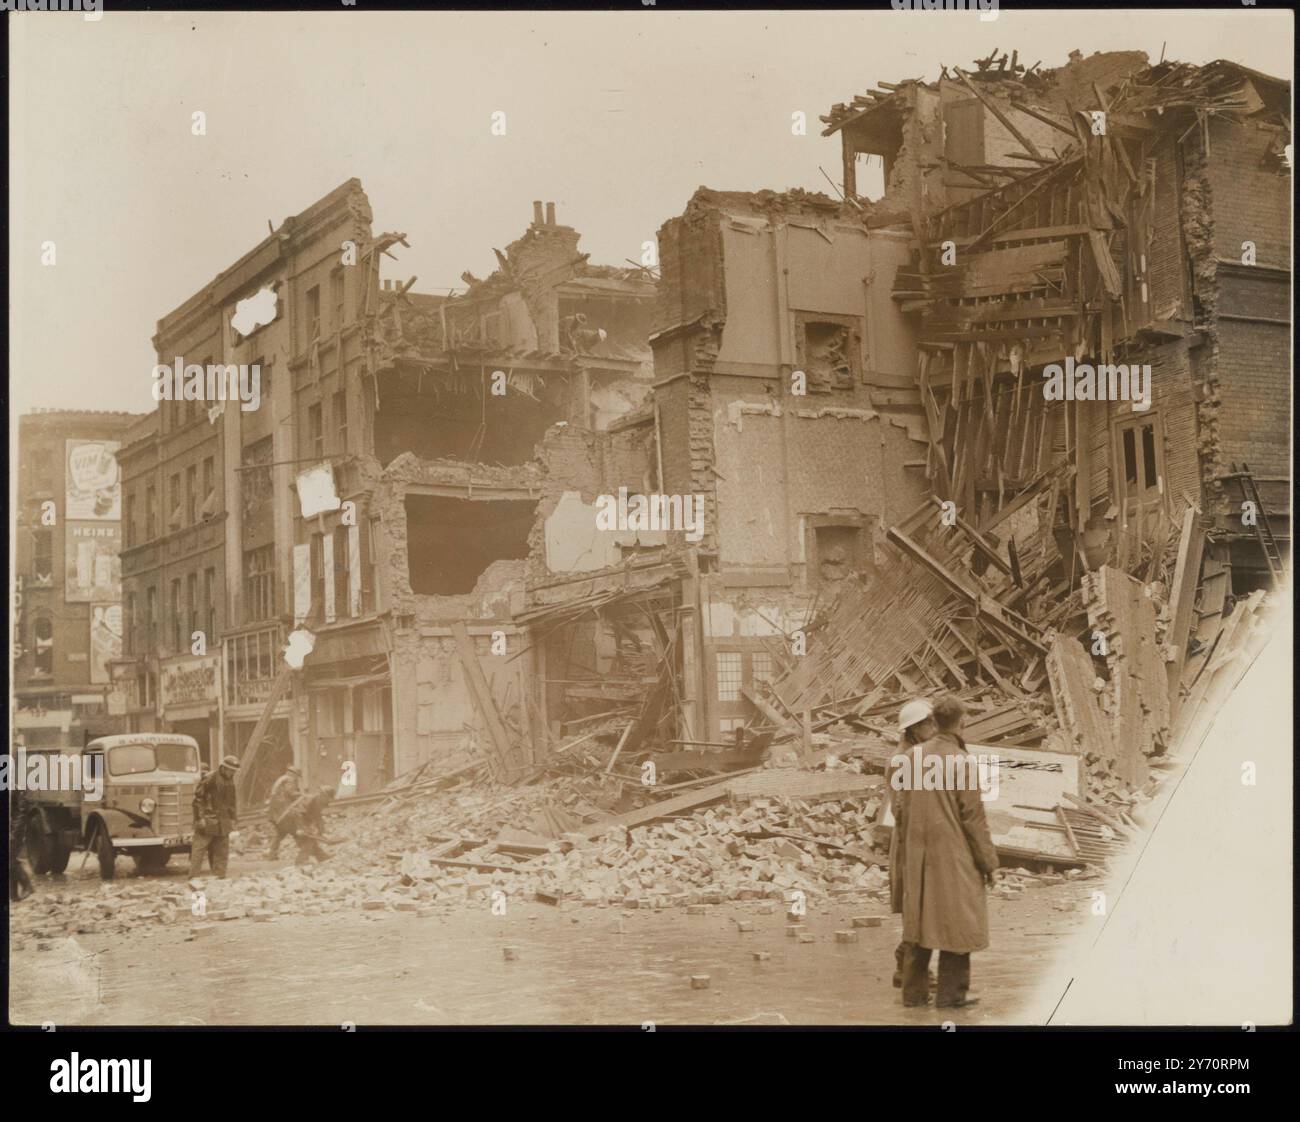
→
(133, 850, 171, 875)
(47, 838, 71, 874)
(95, 824, 117, 880)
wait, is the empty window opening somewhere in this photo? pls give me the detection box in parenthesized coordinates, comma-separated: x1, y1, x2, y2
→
(813, 523, 867, 586)
(853, 153, 887, 202)
(373, 369, 567, 468)
(403, 495, 538, 596)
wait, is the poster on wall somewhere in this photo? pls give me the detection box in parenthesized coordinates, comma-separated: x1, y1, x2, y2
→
(65, 440, 122, 520)
(89, 604, 123, 685)
(65, 521, 121, 603)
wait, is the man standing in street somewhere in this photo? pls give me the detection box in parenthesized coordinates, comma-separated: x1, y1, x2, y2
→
(266, 764, 303, 858)
(898, 695, 999, 1009)
(190, 755, 239, 878)
(279, 785, 338, 867)
(887, 698, 937, 989)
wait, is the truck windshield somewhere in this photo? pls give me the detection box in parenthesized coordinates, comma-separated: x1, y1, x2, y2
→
(107, 743, 199, 776)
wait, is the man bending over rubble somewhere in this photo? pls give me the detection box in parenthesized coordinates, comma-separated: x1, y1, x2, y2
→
(897, 695, 999, 1009)
(278, 786, 339, 867)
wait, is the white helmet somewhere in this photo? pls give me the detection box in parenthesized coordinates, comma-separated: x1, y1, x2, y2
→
(898, 699, 934, 734)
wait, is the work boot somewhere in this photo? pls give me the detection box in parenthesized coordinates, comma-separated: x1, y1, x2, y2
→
(936, 994, 980, 1009)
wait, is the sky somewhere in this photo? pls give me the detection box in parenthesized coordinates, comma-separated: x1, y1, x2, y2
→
(8, 7, 1293, 415)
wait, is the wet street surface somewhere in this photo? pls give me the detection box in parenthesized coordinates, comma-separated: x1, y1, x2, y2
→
(10, 861, 1086, 1026)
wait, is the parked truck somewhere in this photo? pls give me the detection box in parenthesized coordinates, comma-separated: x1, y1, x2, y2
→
(18, 733, 202, 879)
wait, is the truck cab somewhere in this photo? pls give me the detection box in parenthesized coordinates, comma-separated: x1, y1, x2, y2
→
(20, 734, 202, 878)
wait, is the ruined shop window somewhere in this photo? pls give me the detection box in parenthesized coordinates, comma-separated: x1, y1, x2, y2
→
(715, 651, 743, 702)
(31, 616, 54, 676)
(146, 484, 157, 540)
(125, 493, 137, 549)
(402, 495, 537, 596)
(125, 593, 136, 656)
(245, 544, 276, 623)
(145, 586, 157, 649)
(796, 317, 860, 392)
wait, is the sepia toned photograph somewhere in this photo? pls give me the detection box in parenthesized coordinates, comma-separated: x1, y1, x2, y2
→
(5, 2, 1293, 1058)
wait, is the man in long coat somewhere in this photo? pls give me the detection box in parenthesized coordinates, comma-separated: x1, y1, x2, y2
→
(899, 696, 999, 1008)
(190, 755, 240, 878)
(887, 698, 937, 988)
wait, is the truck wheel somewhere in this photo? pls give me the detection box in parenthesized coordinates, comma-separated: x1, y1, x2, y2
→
(133, 850, 170, 875)
(24, 815, 52, 875)
(95, 825, 117, 880)
(47, 839, 71, 874)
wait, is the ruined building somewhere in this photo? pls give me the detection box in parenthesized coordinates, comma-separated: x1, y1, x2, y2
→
(111, 50, 1289, 804)
(116, 181, 660, 796)
(641, 49, 1289, 778)
(823, 50, 1290, 585)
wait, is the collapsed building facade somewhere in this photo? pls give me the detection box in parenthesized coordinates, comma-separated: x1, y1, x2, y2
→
(111, 49, 1288, 830)
(116, 181, 663, 799)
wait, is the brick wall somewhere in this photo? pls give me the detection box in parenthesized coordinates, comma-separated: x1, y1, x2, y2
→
(1207, 119, 1291, 270)
(1215, 318, 1291, 482)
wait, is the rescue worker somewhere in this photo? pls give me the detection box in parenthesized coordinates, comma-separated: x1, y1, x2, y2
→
(887, 698, 937, 988)
(898, 695, 999, 1009)
(279, 786, 338, 866)
(266, 765, 304, 858)
(190, 755, 240, 878)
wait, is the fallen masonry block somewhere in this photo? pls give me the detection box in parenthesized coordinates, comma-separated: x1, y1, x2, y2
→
(216, 908, 245, 921)
(835, 930, 859, 944)
(690, 975, 711, 990)
(687, 904, 707, 915)
(392, 901, 418, 912)
(535, 890, 563, 906)
(786, 924, 802, 938)
(798, 933, 816, 944)
(251, 909, 276, 922)
(189, 925, 215, 938)
(851, 916, 883, 928)
(735, 921, 754, 933)
(752, 951, 771, 962)
(503, 947, 519, 961)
